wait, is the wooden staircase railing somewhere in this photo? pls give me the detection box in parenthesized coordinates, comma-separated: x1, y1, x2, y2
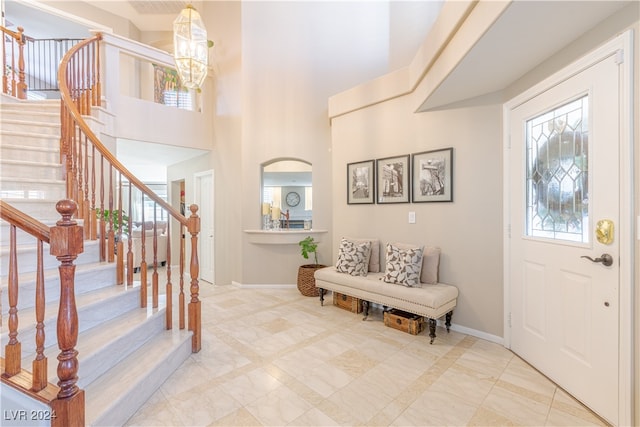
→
(1, 25, 27, 99)
(1, 199, 85, 427)
(58, 33, 201, 352)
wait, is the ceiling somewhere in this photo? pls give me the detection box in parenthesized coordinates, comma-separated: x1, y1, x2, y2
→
(417, 0, 632, 111)
(85, 0, 197, 32)
(116, 138, 207, 168)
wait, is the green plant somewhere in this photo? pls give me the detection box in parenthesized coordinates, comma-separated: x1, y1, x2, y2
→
(299, 236, 319, 265)
(96, 209, 130, 236)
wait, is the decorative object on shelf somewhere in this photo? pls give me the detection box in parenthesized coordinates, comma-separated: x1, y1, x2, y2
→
(285, 191, 300, 207)
(173, 4, 209, 89)
(347, 159, 375, 204)
(271, 206, 281, 230)
(303, 219, 312, 230)
(376, 154, 410, 204)
(281, 209, 290, 230)
(411, 147, 453, 202)
(297, 236, 326, 297)
(262, 202, 271, 230)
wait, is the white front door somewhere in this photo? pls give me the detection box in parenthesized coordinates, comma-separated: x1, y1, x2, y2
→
(506, 44, 625, 424)
(194, 170, 214, 283)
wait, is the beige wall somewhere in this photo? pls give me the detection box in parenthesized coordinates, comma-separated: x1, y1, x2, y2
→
(331, 91, 505, 338)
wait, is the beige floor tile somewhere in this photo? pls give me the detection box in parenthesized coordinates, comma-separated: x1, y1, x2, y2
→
(429, 364, 496, 406)
(223, 367, 284, 406)
(288, 408, 340, 426)
(127, 284, 605, 427)
(209, 407, 263, 427)
(392, 388, 478, 426)
(480, 384, 551, 426)
(244, 384, 313, 426)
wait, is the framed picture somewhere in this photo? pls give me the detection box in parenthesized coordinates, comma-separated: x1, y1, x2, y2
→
(412, 147, 453, 202)
(347, 159, 375, 204)
(376, 154, 410, 204)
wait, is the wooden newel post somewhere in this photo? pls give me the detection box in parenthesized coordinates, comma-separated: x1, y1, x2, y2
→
(49, 200, 85, 427)
(187, 204, 201, 353)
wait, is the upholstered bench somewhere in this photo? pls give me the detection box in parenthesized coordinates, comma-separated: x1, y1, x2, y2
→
(314, 238, 458, 344)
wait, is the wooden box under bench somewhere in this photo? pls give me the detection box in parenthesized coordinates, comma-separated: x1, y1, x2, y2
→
(383, 309, 425, 335)
(333, 292, 363, 313)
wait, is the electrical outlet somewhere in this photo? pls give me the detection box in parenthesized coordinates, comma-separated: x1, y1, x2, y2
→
(408, 211, 416, 224)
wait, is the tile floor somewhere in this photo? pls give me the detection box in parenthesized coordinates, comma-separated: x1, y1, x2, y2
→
(125, 283, 608, 426)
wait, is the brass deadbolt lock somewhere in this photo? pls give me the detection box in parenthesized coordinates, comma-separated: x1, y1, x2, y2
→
(596, 219, 614, 245)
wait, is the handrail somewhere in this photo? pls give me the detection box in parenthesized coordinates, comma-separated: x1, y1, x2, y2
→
(57, 35, 188, 226)
(0, 200, 50, 242)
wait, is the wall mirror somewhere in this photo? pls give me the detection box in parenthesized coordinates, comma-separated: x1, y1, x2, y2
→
(262, 159, 312, 230)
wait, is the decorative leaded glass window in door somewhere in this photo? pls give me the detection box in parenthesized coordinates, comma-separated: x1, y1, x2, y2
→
(526, 95, 589, 243)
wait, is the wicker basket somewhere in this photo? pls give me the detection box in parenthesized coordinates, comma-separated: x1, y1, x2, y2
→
(297, 264, 326, 297)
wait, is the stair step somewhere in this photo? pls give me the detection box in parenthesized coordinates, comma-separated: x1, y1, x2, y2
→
(1, 280, 141, 356)
(1, 143, 60, 164)
(1, 261, 116, 314)
(0, 198, 69, 221)
(0, 177, 66, 200)
(0, 98, 60, 113)
(0, 239, 101, 276)
(0, 109, 60, 123)
(0, 118, 61, 135)
(0, 130, 60, 148)
(1, 159, 63, 180)
(86, 328, 192, 427)
(20, 300, 167, 388)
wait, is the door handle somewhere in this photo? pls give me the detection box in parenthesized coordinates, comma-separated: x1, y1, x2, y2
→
(581, 253, 613, 267)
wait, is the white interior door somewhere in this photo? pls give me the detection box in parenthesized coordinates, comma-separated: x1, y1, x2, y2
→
(506, 50, 622, 423)
(194, 170, 214, 283)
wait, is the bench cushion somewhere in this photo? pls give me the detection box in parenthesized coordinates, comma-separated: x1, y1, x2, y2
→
(315, 266, 458, 319)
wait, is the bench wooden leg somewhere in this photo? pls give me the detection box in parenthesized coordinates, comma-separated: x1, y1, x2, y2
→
(428, 318, 437, 344)
(445, 311, 453, 333)
(319, 288, 325, 306)
(362, 300, 370, 320)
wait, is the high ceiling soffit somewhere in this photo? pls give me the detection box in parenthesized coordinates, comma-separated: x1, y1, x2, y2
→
(417, 0, 632, 111)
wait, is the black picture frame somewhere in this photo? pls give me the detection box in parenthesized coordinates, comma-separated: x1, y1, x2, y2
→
(411, 147, 453, 202)
(376, 154, 410, 204)
(347, 160, 375, 204)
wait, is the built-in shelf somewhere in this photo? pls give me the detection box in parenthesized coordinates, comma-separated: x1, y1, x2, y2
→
(244, 229, 328, 245)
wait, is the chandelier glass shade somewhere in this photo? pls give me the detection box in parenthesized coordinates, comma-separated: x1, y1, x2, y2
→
(173, 5, 208, 89)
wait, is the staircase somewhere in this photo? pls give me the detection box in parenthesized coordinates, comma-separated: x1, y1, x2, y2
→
(0, 98, 193, 426)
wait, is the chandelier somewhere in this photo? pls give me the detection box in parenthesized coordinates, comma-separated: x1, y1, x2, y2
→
(173, 4, 208, 89)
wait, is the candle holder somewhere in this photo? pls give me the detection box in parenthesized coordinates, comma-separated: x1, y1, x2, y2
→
(272, 219, 281, 230)
(263, 214, 271, 230)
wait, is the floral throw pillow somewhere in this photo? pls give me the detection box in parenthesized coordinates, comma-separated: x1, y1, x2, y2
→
(336, 238, 371, 276)
(381, 243, 424, 287)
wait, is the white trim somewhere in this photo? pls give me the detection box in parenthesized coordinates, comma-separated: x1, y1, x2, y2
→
(616, 30, 635, 427)
(440, 321, 504, 346)
(194, 170, 215, 284)
(503, 30, 634, 426)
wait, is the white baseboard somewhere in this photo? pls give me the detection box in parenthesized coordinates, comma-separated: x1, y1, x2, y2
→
(439, 320, 504, 345)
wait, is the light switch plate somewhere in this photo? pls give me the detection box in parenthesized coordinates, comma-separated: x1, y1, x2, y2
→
(408, 211, 416, 224)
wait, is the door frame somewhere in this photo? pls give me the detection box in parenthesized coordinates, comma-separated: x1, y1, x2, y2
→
(502, 31, 634, 425)
(194, 169, 214, 283)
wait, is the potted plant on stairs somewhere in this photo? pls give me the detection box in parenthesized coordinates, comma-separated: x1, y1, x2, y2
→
(297, 236, 326, 297)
